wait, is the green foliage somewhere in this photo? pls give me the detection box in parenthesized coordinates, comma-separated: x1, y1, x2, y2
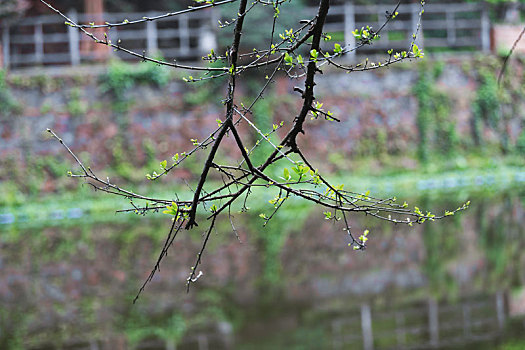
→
(8, 73, 62, 92)
(251, 99, 275, 166)
(40, 100, 52, 114)
(0, 70, 21, 115)
(253, 200, 312, 292)
(324, 31, 345, 42)
(142, 138, 157, 166)
(255, 217, 290, 287)
(162, 201, 178, 215)
(387, 31, 405, 41)
(517, 129, 525, 155)
(66, 87, 88, 116)
(183, 61, 227, 106)
(413, 63, 456, 162)
(108, 136, 138, 181)
(421, 198, 460, 298)
(500, 340, 525, 350)
(1, 184, 525, 348)
(352, 25, 380, 44)
(413, 68, 432, 162)
(100, 59, 170, 112)
(472, 69, 500, 146)
(0, 153, 78, 201)
(0, 307, 27, 350)
(0, 181, 26, 207)
(124, 310, 186, 349)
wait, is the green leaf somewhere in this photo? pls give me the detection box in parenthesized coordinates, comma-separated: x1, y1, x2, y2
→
(160, 160, 167, 169)
(412, 44, 424, 58)
(310, 49, 318, 62)
(284, 52, 293, 66)
(162, 202, 178, 215)
(283, 168, 290, 180)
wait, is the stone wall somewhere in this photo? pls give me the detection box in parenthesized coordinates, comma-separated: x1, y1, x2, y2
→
(1, 55, 523, 179)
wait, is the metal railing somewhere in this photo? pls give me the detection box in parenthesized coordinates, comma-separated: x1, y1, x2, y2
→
(331, 293, 506, 350)
(321, 2, 490, 57)
(1, 3, 490, 69)
(1, 8, 218, 68)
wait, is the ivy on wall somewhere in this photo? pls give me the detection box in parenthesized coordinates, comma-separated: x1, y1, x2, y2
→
(0, 70, 21, 115)
(413, 62, 455, 163)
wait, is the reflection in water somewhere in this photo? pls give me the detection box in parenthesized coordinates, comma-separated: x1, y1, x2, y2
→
(331, 294, 505, 349)
(0, 189, 524, 349)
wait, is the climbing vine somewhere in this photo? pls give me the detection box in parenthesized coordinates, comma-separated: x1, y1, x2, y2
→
(413, 62, 455, 162)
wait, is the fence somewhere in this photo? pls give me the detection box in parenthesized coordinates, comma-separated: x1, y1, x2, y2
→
(1, 3, 490, 69)
(1, 8, 218, 68)
(321, 2, 490, 57)
(331, 293, 506, 349)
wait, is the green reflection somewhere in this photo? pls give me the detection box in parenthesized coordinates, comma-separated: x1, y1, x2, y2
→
(1, 188, 524, 349)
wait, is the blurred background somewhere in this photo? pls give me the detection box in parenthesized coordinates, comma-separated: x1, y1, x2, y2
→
(1, 0, 525, 349)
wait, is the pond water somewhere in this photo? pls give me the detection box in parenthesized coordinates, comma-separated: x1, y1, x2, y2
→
(1, 185, 524, 349)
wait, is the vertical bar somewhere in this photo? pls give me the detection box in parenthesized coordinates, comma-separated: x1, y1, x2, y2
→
(108, 24, 119, 58)
(463, 304, 471, 337)
(165, 338, 175, 350)
(68, 9, 80, 65)
(481, 4, 490, 52)
(411, 3, 419, 33)
(377, 9, 386, 46)
(411, 3, 423, 48)
(146, 12, 158, 55)
(199, 9, 217, 54)
(496, 292, 505, 330)
(428, 299, 439, 346)
(197, 334, 208, 350)
(332, 320, 343, 349)
(211, 7, 219, 30)
(179, 15, 190, 56)
(35, 21, 44, 64)
(344, 2, 356, 60)
(446, 10, 455, 46)
(199, 28, 216, 54)
(361, 304, 373, 350)
(2, 25, 10, 69)
(395, 312, 406, 346)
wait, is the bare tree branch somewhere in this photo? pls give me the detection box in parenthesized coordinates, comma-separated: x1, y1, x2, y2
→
(42, 0, 467, 297)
